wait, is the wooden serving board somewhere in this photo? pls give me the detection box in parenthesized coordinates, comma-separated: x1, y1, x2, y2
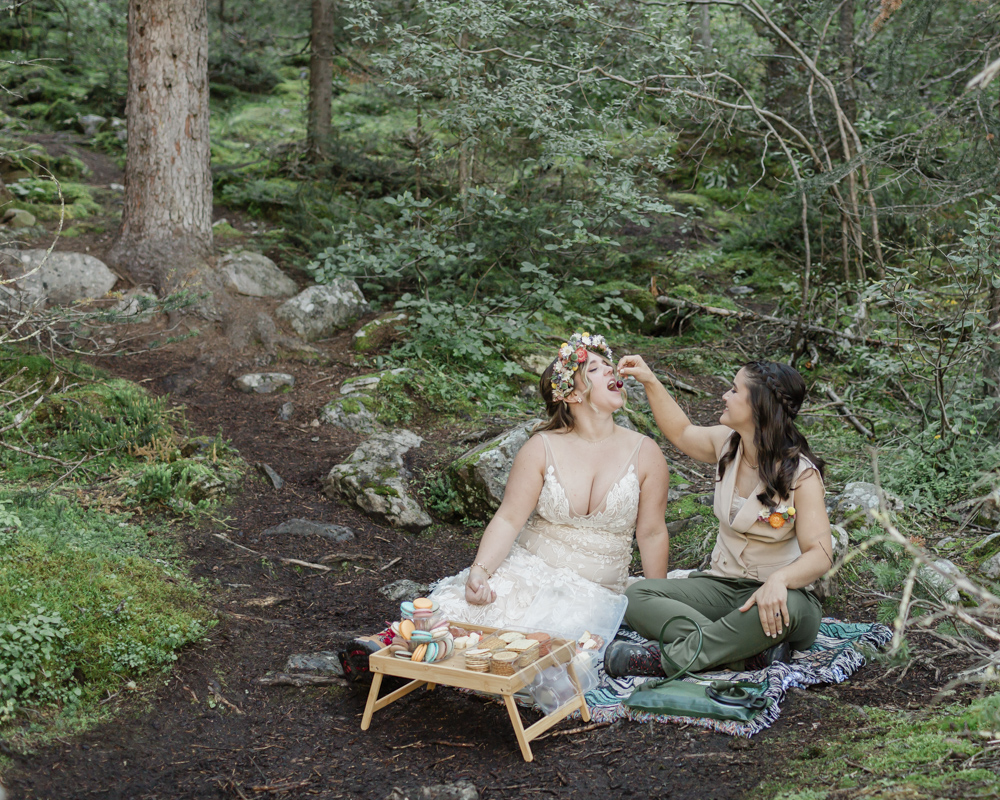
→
(360, 621, 591, 762)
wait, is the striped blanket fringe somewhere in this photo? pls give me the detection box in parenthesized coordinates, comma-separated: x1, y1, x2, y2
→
(579, 618, 893, 737)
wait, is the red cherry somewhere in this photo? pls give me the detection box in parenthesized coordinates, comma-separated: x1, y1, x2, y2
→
(616, 379, 624, 388)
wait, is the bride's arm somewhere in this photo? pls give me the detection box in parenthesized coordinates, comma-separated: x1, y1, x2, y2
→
(466, 435, 547, 605)
(635, 438, 670, 579)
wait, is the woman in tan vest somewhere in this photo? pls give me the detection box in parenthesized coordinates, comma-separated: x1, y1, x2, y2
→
(604, 358, 833, 676)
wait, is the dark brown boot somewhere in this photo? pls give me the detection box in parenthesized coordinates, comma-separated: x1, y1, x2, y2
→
(603, 641, 666, 679)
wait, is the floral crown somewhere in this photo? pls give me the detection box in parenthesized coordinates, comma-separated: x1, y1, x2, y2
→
(550, 332, 615, 402)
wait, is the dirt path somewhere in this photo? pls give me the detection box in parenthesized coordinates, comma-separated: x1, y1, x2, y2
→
(4, 339, 951, 800)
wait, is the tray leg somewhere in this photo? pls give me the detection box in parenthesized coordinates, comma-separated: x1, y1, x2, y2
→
(567, 659, 592, 722)
(360, 673, 383, 731)
(503, 694, 534, 762)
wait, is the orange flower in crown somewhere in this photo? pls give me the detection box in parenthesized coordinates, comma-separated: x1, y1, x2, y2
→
(550, 332, 615, 401)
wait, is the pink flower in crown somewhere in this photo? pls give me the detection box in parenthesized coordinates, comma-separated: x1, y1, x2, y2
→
(574, 347, 587, 363)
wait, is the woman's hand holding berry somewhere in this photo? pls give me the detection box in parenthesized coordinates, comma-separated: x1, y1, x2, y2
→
(617, 354, 657, 386)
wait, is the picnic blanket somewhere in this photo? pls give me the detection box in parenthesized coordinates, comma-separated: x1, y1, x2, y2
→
(580, 618, 892, 737)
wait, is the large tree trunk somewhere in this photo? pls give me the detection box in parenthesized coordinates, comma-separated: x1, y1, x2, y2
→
(107, 0, 213, 294)
(307, 0, 335, 162)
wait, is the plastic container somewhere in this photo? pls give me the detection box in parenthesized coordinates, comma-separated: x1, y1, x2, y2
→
(527, 652, 600, 714)
(511, 586, 628, 657)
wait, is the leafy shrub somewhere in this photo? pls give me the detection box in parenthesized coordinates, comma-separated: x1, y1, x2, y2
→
(0, 605, 77, 722)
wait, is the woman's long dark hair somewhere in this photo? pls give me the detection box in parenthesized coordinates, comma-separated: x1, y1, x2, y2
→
(717, 361, 825, 507)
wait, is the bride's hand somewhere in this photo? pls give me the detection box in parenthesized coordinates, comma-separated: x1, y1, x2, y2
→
(617, 354, 657, 386)
(465, 568, 497, 605)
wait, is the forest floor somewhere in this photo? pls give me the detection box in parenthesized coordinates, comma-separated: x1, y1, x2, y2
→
(1, 139, 984, 800)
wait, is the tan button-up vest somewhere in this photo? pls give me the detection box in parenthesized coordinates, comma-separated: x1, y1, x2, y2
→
(706, 434, 819, 583)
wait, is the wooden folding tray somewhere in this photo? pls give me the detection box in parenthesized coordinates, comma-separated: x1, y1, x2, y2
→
(360, 622, 591, 762)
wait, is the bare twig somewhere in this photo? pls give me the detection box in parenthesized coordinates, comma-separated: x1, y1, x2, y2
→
(655, 295, 890, 348)
(277, 557, 332, 573)
(822, 384, 875, 439)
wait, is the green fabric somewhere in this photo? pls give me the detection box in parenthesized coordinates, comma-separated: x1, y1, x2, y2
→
(624, 573, 823, 673)
(623, 677, 772, 723)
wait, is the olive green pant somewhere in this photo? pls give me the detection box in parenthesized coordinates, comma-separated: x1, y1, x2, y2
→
(624, 574, 823, 673)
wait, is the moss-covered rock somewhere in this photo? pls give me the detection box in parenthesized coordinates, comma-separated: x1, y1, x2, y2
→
(352, 312, 408, 353)
(320, 392, 379, 434)
(441, 420, 541, 522)
(323, 430, 431, 531)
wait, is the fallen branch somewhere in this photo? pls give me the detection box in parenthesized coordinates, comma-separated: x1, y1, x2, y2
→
(277, 557, 332, 572)
(319, 551, 378, 564)
(207, 679, 244, 714)
(379, 556, 402, 571)
(535, 721, 612, 740)
(212, 533, 262, 555)
(822, 385, 875, 439)
(655, 295, 889, 347)
(256, 673, 348, 688)
(658, 372, 704, 396)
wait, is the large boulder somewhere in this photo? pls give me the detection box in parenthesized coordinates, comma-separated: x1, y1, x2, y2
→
(443, 420, 541, 522)
(980, 552, 1000, 581)
(76, 114, 107, 137)
(1, 249, 117, 306)
(1, 209, 37, 229)
(276, 280, 369, 341)
(323, 430, 432, 531)
(220, 251, 298, 298)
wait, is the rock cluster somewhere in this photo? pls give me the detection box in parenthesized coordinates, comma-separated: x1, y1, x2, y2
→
(323, 430, 431, 531)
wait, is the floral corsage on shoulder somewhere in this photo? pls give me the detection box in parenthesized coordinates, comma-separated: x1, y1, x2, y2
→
(759, 505, 795, 529)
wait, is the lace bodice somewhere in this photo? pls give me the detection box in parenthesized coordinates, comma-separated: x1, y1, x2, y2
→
(516, 433, 643, 593)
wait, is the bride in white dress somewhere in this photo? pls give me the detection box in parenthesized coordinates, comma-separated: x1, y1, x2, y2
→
(429, 333, 670, 638)
(338, 333, 670, 683)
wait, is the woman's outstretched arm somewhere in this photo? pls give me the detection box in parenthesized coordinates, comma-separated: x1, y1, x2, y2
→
(635, 438, 670, 578)
(617, 354, 729, 465)
(465, 435, 546, 604)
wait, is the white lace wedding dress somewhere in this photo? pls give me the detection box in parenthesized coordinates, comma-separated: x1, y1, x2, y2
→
(429, 432, 644, 640)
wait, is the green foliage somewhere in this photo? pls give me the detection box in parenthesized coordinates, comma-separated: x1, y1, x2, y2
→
(120, 459, 241, 517)
(0, 604, 76, 721)
(5, 177, 101, 219)
(0, 357, 242, 518)
(838, 200, 1000, 508)
(766, 694, 1000, 799)
(0, 495, 212, 725)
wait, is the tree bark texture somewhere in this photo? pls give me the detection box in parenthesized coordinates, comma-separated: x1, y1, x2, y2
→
(108, 0, 213, 293)
(307, 0, 335, 161)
